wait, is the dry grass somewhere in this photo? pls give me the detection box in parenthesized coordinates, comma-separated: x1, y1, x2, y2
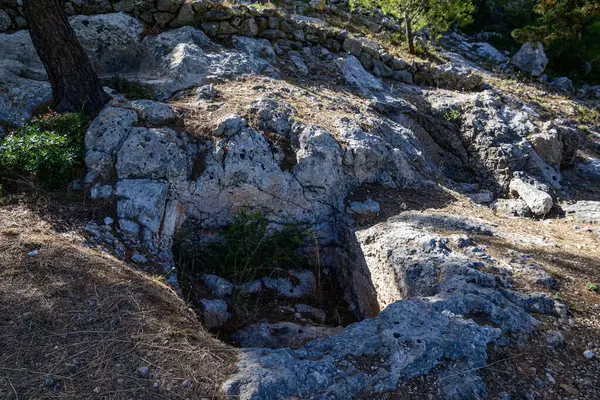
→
(171, 75, 376, 140)
(0, 203, 236, 399)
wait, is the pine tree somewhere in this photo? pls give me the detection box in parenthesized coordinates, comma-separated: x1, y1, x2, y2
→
(351, 0, 475, 53)
(22, 0, 110, 114)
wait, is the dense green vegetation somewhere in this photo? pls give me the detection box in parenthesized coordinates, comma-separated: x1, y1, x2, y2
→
(175, 212, 310, 283)
(473, 0, 600, 83)
(351, 0, 599, 83)
(0, 113, 87, 188)
(351, 0, 476, 53)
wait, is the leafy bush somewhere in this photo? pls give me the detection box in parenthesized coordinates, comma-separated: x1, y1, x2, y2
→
(0, 113, 87, 187)
(443, 108, 461, 121)
(175, 212, 310, 283)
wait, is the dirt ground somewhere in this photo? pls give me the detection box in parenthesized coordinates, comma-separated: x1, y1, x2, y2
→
(0, 192, 236, 400)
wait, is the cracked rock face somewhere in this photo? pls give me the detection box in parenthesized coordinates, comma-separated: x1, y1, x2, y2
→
(420, 90, 565, 192)
(223, 213, 561, 399)
(85, 93, 434, 255)
(224, 299, 500, 399)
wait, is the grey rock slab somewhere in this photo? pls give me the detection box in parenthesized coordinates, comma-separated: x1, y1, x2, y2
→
(195, 84, 217, 101)
(129, 100, 177, 125)
(347, 199, 381, 216)
(213, 114, 247, 137)
(198, 298, 229, 329)
(201, 274, 234, 298)
(289, 53, 309, 76)
(69, 13, 145, 74)
(116, 127, 189, 180)
(473, 42, 508, 63)
(0, 10, 10, 32)
(85, 107, 139, 181)
(550, 77, 574, 93)
(335, 55, 382, 95)
(428, 63, 483, 91)
(224, 299, 500, 399)
(115, 179, 169, 233)
(0, 30, 50, 125)
(232, 35, 276, 62)
(247, 98, 294, 136)
(562, 201, 600, 223)
(492, 199, 533, 218)
(232, 322, 341, 349)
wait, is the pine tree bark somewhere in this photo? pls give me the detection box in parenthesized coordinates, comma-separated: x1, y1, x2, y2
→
(22, 0, 110, 114)
(404, 9, 415, 54)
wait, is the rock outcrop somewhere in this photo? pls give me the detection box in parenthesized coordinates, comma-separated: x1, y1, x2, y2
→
(223, 215, 562, 399)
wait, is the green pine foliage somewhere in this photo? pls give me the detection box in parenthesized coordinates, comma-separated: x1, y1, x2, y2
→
(512, 0, 600, 82)
(350, 0, 476, 52)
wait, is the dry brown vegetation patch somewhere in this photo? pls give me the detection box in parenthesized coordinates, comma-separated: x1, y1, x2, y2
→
(0, 204, 235, 399)
(171, 75, 376, 140)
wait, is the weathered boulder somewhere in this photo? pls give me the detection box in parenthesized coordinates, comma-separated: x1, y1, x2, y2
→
(335, 55, 383, 95)
(511, 41, 548, 77)
(115, 179, 169, 238)
(422, 90, 563, 191)
(528, 131, 564, 169)
(347, 199, 380, 217)
(0, 10, 10, 32)
(428, 63, 483, 91)
(232, 35, 276, 62)
(115, 127, 189, 180)
(509, 177, 553, 216)
(198, 299, 230, 329)
(84, 107, 139, 182)
(492, 198, 532, 218)
(0, 30, 51, 125)
(248, 98, 294, 136)
(201, 274, 234, 298)
(69, 12, 145, 74)
(129, 100, 177, 125)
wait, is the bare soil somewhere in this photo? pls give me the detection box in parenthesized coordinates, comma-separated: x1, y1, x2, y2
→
(0, 191, 236, 399)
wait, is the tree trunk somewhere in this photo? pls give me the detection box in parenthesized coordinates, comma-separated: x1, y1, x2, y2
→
(22, 0, 110, 115)
(404, 9, 415, 54)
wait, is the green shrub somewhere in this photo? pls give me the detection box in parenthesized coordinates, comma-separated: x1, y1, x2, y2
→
(587, 282, 599, 292)
(175, 212, 310, 283)
(0, 113, 87, 187)
(443, 108, 461, 122)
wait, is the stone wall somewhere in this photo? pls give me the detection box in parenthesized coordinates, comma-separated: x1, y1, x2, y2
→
(0, 0, 482, 90)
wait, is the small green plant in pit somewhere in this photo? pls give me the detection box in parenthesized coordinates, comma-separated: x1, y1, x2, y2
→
(102, 77, 156, 100)
(176, 212, 309, 284)
(586, 283, 599, 293)
(443, 108, 461, 122)
(0, 113, 87, 187)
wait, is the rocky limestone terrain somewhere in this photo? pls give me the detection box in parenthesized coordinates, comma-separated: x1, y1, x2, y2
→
(1, 2, 600, 399)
